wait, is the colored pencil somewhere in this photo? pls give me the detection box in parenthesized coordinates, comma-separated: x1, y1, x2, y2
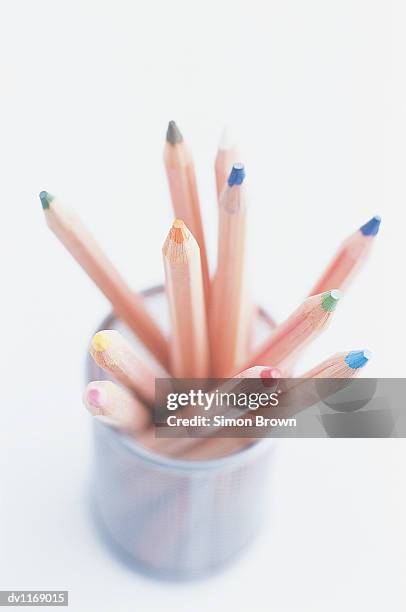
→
(309, 216, 381, 295)
(89, 330, 160, 404)
(299, 349, 372, 378)
(40, 191, 169, 370)
(57, 120, 382, 462)
(180, 351, 372, 460)
(164, 121, 210, 306)
(210, 163, 249, 377)
(163, 219, 210, 378)
(138, 365, 281, 457)
(215, 127, 240, 198)
(83, 380, 150, 433)
(243, 290, 341, 370)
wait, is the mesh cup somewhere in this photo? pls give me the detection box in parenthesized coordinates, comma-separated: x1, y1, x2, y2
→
(87, 286, 276, 580)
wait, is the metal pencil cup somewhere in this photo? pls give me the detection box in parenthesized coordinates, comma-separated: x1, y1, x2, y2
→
(88, 286, 275, 580)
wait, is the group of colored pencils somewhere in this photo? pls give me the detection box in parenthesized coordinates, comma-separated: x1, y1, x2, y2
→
(40, 121, 381, 459)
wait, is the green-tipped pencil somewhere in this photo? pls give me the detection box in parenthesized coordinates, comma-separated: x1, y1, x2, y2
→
(244, 290, 341, 370)
(39, 191, 169, 370)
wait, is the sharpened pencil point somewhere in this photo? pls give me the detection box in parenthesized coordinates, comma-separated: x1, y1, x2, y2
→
(166, 120, 183, 145)
(91, 331, 110, 352)
(228, 163, 245, 187)
(39, 191, 53, 210)
(345, 350, 372, 369)
(321, 289, 341, 312)
(360, 215, 381, 236)
(260, 367, 282, 386)
(84, 383, 108, 416)
(169, 219, 189, 244)
(87, 387, 104, 408)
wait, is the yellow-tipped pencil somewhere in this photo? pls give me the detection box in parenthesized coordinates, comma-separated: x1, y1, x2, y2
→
(89, 329, 162, 404)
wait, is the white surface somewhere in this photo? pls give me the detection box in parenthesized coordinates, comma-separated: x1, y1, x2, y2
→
(0, 1, 405, 610)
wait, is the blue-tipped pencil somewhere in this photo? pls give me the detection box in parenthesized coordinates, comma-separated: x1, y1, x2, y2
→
(301, 350, 372, 378)
(309, 216, 381, 295)
(210, 163, 250, 377)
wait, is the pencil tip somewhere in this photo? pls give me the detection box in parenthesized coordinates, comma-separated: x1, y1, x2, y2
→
(87, 386, 104, 409)
(321, 289, 341, 312)
(360, 215, 381, 236)
(345, 350, 372, 369)
(166, 120, 183, 145)
(169, 219, 189, 243)
(260, 367, 282, 386)
(227, 163, 245, 186)
(39, 191, 53, 210)
(84, 383, 108, 415)
(91, 331, 110, 352)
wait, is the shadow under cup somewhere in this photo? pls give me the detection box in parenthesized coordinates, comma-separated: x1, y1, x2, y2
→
(87, 286, 276, 580)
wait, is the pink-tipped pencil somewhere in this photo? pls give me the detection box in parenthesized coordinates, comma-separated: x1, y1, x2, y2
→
(163, 220, 210, 378)
(89, 330, 161, 404)
(309, 216, 381, 295)
(84, 381, 150, 433)
(164, 121, 210, 307)
(215, 127, 240, 198)
(242, 290, 341, 371)
(210, 164, 250, 377)
(40, 191, 169, 370)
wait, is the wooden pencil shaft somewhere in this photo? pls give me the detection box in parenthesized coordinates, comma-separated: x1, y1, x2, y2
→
(163, 221, 210, 378)
(243, 292, 340, 370)
(300, 351, 370, 378)
(89, 330, 160, 404)
(44, 198, 169, 370)
(309, 230, 377, 296)
(210, 180, 249, 376)
(138, 366, 275, 457)
(84, 380, 150, 433)
(164, 138, 210, 307)
(178, 353, 368, 460)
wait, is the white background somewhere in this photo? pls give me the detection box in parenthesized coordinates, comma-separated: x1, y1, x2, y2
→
(0, 1, 405, 611)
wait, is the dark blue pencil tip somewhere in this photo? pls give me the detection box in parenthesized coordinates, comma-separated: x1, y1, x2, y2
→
(360, 215, 381, 236)
(345, 350, 372, 369)
(39, 191, 54, 210)
(227, 163, 245, 187)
